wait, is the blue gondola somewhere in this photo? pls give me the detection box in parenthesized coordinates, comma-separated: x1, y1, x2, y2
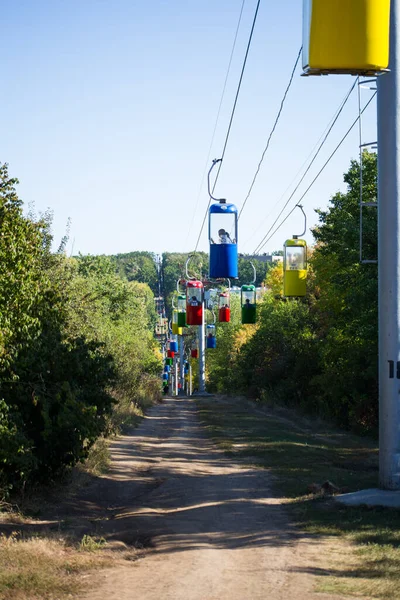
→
(163, 373, 169, 381)
(209, 203, 238, 278)
(170, 339, 178, 353)
(206, 324, 217, 349)
(207, 159, 238, 279)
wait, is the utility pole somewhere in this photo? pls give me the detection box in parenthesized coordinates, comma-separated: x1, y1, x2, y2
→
(378, 0, 400, 489)
(198, 298, 206, 393)
(174, 359, 178, 396)
(179, 333, 184, 394)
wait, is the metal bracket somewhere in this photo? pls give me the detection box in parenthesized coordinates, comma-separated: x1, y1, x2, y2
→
(358, 77, 378, 264)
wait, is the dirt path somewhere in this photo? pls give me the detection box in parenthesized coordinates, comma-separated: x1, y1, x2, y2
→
(65, 396, 365, 600)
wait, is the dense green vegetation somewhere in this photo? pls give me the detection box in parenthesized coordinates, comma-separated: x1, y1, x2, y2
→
(0, 151, 379, 498)
(111, 251, 159, 296)
(0, 164, 161, 498)
(207, 152, 378, 434)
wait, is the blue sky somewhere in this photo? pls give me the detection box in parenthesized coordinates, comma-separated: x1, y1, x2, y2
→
(2, 0, 377, 256)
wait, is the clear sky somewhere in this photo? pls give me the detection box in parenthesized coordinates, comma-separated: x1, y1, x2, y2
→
(2, 0, 377, 257)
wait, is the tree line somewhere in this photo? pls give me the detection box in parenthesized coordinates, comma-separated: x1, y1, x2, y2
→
(0, 164, 161, 498)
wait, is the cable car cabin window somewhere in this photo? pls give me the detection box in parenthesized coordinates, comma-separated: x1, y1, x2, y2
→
(209, 213, 236, 245)
(219, 293, 230, 308)
(242, 291, 256, 306)
(177, 295, 186, 311)
(285, 246, 306, 271)
(177, 294, 186, 327)
(218, 292, 231, 323)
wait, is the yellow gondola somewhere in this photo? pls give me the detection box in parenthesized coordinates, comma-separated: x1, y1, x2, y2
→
(283, 205, 307, 298)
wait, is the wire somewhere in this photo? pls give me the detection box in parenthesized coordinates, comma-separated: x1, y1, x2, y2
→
(238, 46, 302, 220)
(184, 0, 247, 251)
(251, 78, 358, 253)
(254, 91, 377, 254)
(194, 0, 262, 253)
(241, 79, 359, 248)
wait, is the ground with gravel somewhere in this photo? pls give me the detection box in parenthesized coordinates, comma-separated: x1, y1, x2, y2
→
(43, 395, 367, 600)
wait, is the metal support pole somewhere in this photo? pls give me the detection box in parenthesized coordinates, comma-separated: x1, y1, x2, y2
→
(189, 364, 192, 396)
(198, 300, 206, 393)
(174, 360, 178, 396)
(179, 334, 184, 394)
(378, 0, 400, 489)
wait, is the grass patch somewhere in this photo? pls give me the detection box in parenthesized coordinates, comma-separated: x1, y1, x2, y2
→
(196, 397, 400, 599)
(0, 532, 110, 600)
(79, 534, 106, 552)
(82, 437, 110, 476)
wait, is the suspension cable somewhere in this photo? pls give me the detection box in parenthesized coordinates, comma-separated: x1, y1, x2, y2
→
(194, 0, 262, 253)
(238, 45, 302, 220)
(251, 79, 358, 254)
(184, 0, 247, 250)
(241, 79, 359, 248)
(253, 91, 377, 254)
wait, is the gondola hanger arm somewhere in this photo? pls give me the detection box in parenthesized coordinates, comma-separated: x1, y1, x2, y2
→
(208, 158, 226, 204)
(185, 254, 202, 281)
(250, 261, 256, 284)
(293, 205, 307, 239)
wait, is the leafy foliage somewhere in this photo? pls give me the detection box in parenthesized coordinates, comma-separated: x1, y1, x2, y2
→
(111, 251, 159, 295)
(0, 164, 161, 496)
(207, 153, 378, 433)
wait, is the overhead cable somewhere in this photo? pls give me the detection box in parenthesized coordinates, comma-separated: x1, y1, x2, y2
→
(242, 78, 359, 248)
(184, 0, 247, 250)
(194, 0, 262, 253)
(238, 45, 303, 220)
(253, 91, 377, 254)
(251, 78, 358, 254)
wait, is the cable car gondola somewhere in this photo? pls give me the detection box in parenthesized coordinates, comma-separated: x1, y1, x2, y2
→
(241, 284, 257, 324)
(171, 310, 183, 335)
(177, 294, 187, 327)
(302, 0, 390, 76)
(186, 280, 203, 326)
(218, 291, 230, 323)
(206, 324, 217, 349)
(169, 338, 178, 353)
(208, 159, 238, 279)
(283, 206, 307, 297)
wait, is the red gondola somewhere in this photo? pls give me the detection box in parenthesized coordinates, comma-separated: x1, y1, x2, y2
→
(186, 280, 203, 326)
(218, 291, 230, 323)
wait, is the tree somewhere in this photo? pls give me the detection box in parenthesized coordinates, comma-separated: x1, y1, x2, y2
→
(111, 251, 158, 295)
(310, 151, 378, 429)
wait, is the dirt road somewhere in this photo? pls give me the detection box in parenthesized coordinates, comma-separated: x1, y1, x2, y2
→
(71, 396, 362, 600)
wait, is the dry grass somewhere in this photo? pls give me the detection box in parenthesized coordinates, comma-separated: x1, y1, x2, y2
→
(197, 396, 400, 600)
(0, 532, 111, 600)
(81, 437, 111, 476)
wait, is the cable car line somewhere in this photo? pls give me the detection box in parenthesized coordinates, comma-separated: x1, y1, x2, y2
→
(194, 0, 262, 254)
(241, 78, 359, 249)
(251, 78, 358, 254)
(184, 0, 247, 251)
(238, 45, 302, 221)
(254, 91, 377, 253)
